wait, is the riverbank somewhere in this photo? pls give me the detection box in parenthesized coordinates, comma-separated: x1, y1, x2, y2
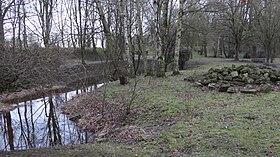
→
(2, 60, 280, 156)
(0, 85, 66, 113)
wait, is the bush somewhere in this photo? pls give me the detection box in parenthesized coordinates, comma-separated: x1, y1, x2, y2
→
(0, 47, 63, 93)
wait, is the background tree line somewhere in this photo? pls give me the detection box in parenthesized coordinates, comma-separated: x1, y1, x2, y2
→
(1, 0, 280, 89)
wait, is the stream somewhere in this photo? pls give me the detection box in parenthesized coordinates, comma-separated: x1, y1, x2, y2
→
(0, 84, 103, 151)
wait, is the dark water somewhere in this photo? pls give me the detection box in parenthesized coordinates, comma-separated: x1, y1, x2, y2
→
(0, 84, 103, 151)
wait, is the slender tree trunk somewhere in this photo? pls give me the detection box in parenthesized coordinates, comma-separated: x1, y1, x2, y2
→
(0, 0, 15, 51)
(12, 0, 16, 53)
(251, 45, 256, 58)
(18, 0, 23, 50)
(119, 0, 129, 85)
(203, 42, 207, 57)
(90, 1, 97, 54)
(127, 1, 135, 76)
(78, 0, 86, 64)
(5, 113, 14, 150)
(23, 2, 27, 48)
(173, 0, 184, 75)
(136, 0, 147, 75)
(0, 15, 4, 51)
(235, 37, 241, 61)
(154, 0, 165, 77)
(265, 42, 271, 63)
(162, 0, 169, 72)
(96, 0, 113, 59)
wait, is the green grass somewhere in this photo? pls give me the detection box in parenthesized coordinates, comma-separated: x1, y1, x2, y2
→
(3, 143, 155, 157)
(3, 61, 280, 157)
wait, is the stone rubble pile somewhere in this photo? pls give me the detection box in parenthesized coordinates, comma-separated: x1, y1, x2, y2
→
(189, 64, 280, 94)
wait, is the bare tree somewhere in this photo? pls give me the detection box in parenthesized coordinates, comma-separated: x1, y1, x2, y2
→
(35, 0, 57, 47)
(154, 0, 165, 77)
(172, 0, 185, 74)
(219, 0, 251, 61)
(253, 0, 280, 63)
(0, 0, 15, 50)
(136, 0, 147, 75)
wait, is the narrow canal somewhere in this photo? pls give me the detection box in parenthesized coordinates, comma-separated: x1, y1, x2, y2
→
(0, 84, 103, 151)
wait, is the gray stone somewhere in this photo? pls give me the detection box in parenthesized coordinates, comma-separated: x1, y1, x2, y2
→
(218, 74, 223, 80)
(224, 76, 233, 81)
(231, 71, 239, 78)
(227, 87, 238, 93)
(244, 77, 254, 84)
(236, 65, 245, 72)
(269, 74, 278, 81)
(277, 81, 280, 86)
(208, 68, 215, 74)
(264, 73, 269, 78)
(201, 79, 211, 85)
(244, 84, 254, 89)
(219, 84, 231, 92)
(276, 70, 280, 77)
(222, 71, 229, 76)
(240, 88, 257, 94)
(243, 73, 249, 78)
(240, 67, 250, 73)
(260, 84, 272, 93)
(250, 74, 259, 80)
(232, 81, 246, 86)
(208, 83, 217, 89)
(195, 81, 203, 87)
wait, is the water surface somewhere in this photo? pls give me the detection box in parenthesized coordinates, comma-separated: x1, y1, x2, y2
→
(0, 84, 103, 151)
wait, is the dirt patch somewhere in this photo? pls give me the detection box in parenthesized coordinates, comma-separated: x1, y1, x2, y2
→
(62, 88, 130, 142)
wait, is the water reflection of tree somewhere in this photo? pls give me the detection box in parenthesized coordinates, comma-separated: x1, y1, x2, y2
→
(4, 112, 15, 150)
(0, 92, 90, 151)
(47, 97, 61, 146)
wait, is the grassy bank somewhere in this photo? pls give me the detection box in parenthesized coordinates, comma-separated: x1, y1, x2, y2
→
(2, 61, 280, 157)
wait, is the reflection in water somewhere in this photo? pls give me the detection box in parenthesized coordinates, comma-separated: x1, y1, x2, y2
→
(0, 84, 102, 151)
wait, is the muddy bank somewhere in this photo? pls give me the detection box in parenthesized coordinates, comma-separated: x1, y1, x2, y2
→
(0, 86, 67, 113)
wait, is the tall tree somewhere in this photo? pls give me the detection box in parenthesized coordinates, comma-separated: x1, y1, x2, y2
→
(253, 0, 280, 63)
(0, 0, 15, 50)
(36, 0, 57, 47)
(219, 0, 251, 61)
(136, 0, 147, 75)
(95, 0, 128, 85)
(154, 0, 165, 77)
(173, 0, 185, 74)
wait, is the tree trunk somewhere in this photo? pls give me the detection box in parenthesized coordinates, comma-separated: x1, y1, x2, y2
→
(95, 0, 113, 57)
(203, 43, 207, 57)
(0, 15, 4, 50)
(235, 38, 240, 61)
(23, 0, 28, 48)
(0, 0, 15, 51)
(154, 0, 165, 77)
(173, 0, 184, 75)
(252, 45, 256, 58)
(5, 113, 14, 150)
(18, 0, 23, 50)
(119, 0, 129, 85)
(265, 43, 271, 63)
(136, 0, 147, 75)
(161, 0, 169, 72)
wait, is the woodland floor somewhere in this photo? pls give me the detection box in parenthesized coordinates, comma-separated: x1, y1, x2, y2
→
(2, 57, 280, 157)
